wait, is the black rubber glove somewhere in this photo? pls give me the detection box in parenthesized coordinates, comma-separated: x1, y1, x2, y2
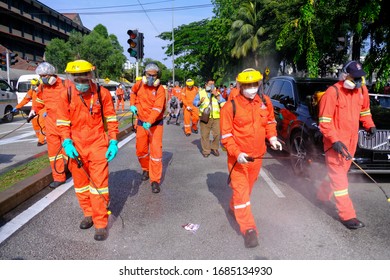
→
(332, 141, 350, 159)
(367, 127, 377, 136)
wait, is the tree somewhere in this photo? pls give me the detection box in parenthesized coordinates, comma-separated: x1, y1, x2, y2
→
(229, 0, 265, 68)
(44, 24, 126, 80)
(45, 38, 73, 73)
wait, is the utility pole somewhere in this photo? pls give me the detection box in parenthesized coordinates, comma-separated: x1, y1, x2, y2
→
(172, 0, 175, 85)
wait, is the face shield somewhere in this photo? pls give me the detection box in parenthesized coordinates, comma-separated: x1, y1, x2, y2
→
(68, 71, 96, 93)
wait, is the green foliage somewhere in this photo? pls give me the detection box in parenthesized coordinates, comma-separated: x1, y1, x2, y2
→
(45, 24, 126, 80)
(45, 38, 73, 73)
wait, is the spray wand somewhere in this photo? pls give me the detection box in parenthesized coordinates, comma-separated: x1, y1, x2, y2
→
(341, 146, 390, 203)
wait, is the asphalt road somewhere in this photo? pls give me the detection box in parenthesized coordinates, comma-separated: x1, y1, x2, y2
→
(0, 114, 48, 172)
(0, 115, 390, 260)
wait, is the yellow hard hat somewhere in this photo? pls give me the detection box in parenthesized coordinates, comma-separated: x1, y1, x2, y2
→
(30, 78, 39, 86)
(136, 76, 142, 81)
(236, 68, 263, 84)
(186, 79, 194, 86)
(65, 60, 95, 74)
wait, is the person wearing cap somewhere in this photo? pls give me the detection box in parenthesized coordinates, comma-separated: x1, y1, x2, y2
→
(12, 78, 46, 146)
(129, 62, 166, 193)
(317, 60, 376, 230)
(57, 59, 119, 241)
(182, 78, 199, 136)
(194, 78, 226, 157)
(220, 68, 281, 248)
(34, 62, 67, 188)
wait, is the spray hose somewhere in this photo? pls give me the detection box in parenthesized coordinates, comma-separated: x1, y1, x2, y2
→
(0, 113, 37, 140)
(340, 147, 390, 203)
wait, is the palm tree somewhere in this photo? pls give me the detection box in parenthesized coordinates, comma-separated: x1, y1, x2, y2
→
(229, 0, 265, 68)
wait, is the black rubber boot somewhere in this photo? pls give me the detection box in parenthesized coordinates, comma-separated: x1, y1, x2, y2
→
(94, 228, 108, 241)
(141, 170, 149, 181)
(79, 216, 93, 229)
(244, 229, 259, 248)
(49, 181, 65, 189)
(151, 182, 160, 193)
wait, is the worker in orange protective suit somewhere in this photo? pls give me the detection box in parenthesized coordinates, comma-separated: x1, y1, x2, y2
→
(182, 78, 199, 136)
(220, 68, 281, 248)
(12, 78, 46, 146)
(34, 62, 67, 189)
(57, 60, 119, 241)
(130, 62, 166, 193)
(116, 84, 125, 112)
(172, 81, 182, 102)
(317, 60, 376, 230)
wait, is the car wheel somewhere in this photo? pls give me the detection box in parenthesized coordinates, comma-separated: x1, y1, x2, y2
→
(2, 106, 14, 122)
(289, 131, 308, 176)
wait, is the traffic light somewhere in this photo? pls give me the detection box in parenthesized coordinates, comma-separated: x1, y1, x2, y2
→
(0, 52, 6, 71)
(127, 30, 139, 59)
(10, 52, 18, 65)
(137, 32, 144, 60)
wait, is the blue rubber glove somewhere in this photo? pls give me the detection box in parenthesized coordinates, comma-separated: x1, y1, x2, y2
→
(62, 138, 79, 159)
(143, 122, 151, 130)
(11, 108, 19, 114)
(130, 105, 138, 115)
(105, 139, 118, 162)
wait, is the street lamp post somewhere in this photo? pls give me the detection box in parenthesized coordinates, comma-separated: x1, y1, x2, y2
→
(172, 0, 175, 85)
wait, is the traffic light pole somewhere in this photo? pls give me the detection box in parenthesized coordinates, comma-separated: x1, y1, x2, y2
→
(6, 50, 10, 85)
(136, 60, 139, 78)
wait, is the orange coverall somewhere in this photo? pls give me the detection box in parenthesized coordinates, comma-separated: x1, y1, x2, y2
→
(227, 88, 240, 101)
(116, 86, 125, 112)
(318, 82, 374, 221)
(130, 82, 166, 184)
(220, 93, 277, 235)
(172, 85, 182, 102)
(182, 86, 199, 134)
(56, 82, 118, 229)
(16, 88, 46, 144)
(34, 78, 66, 183)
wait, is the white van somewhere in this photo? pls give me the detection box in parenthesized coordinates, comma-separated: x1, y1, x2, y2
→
(15, 74, 40, 114)
(0, 79, 18, 122)
(99, 79, 120, 104)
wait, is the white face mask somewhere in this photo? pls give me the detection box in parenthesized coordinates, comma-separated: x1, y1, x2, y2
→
(242, 87, 258, 99)
(343, 79, 356, 90)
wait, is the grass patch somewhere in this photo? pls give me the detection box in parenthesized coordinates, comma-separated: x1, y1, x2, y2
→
(118, 112, 135, 129)
(0, 155, 50, 192)
(0, 116, 133, 193)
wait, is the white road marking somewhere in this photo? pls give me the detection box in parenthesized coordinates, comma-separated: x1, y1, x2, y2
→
(0, 179, 74, 244)
(0, 131, 36, 145)
(260, 169, 286, 198)
(0, 134, 135, 245)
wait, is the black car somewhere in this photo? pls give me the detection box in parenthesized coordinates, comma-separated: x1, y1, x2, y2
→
(264, 76, 390, 175)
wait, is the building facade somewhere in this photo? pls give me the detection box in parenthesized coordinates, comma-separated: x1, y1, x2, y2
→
(0, 0, 89, 65)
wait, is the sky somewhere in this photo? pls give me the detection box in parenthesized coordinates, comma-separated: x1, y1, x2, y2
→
(38, 0, 215, 66)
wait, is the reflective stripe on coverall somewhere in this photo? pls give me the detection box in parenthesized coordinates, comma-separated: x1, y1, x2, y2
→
(57, 83, 118, 229)
(318, 82, 375, 221)
(182, 86, 199, 134)
(16, 88, 46, 144)
(130, 82, 166, 184)
(34, 78, 66, 182)
(116, 87, 125, 111)
(220, 94, 277, 235)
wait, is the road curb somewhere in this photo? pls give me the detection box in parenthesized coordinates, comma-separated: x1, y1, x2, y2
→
(0, 125, 133, 218)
